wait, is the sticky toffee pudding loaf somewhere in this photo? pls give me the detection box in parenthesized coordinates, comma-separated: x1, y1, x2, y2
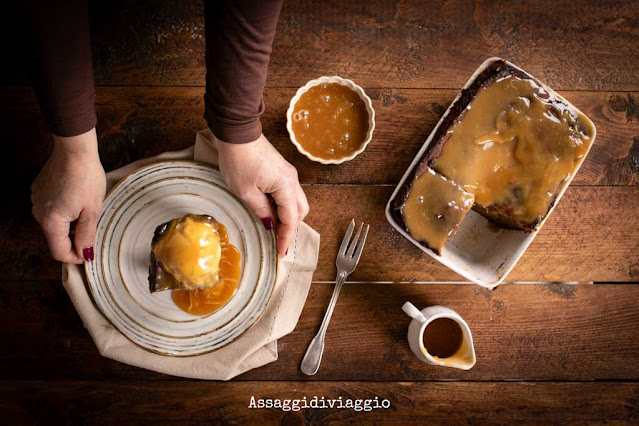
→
(391, 59, 595, 253)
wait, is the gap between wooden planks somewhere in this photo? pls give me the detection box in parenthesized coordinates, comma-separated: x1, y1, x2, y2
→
(1, 380, 637, 423)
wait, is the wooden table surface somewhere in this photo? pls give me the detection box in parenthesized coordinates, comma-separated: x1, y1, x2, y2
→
(1, 0, 638, 423)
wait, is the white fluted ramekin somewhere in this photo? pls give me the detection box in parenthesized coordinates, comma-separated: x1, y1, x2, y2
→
(286, 76, 375, 165)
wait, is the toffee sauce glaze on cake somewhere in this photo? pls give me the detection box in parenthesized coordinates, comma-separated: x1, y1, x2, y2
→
(391, 60, 595, 243)
(401, 168, 475, 255)
(149, 215, 241, 316)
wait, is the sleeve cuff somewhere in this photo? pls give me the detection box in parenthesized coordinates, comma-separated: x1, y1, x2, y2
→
(205, 115, 263, 144)
(49, 110, 97, 138)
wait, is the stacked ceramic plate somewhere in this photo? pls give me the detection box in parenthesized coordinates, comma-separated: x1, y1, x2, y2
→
(85, 161, 277, 356)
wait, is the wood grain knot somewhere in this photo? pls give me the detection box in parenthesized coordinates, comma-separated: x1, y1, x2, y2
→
(547, 282, 576, 299)
(609, 94, 639, 122)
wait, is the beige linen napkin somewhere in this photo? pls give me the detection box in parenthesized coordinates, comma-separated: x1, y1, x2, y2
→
(61, 129, 320, 380)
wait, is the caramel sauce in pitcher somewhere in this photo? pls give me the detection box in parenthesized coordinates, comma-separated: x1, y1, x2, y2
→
(423, 318, 463, 359)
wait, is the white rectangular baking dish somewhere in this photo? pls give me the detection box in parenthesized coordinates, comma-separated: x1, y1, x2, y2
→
(385, 57, 597, 288)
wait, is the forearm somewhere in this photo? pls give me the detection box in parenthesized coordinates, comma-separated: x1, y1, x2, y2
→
(53, 128, 99, 157)
(204, 0, 283, 144)
(27, 0, 96, 137)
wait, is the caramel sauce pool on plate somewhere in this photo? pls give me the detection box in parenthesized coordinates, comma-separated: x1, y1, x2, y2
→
(292, 83, 369, 160)
(172, 222, 241, 316)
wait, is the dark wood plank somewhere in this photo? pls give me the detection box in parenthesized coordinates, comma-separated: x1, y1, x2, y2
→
(3, 182, 636, 282)
(5, 1, 639, 91)
(1, 86, 637, 186)
(306, 186, 639, 282)
(1, 381, 638, 423)
(78, 0, 639, 91)
(2, 281, 638, 381)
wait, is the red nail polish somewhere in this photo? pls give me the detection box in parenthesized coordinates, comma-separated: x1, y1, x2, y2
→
(83, 246, 94, 262)
(261, 217, 274, 230)
(286, 248, 289, 255)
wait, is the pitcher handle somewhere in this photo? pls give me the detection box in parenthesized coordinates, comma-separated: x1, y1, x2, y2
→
(402, 302, 427, 322)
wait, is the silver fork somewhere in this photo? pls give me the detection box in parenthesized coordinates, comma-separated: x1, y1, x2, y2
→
(300, 219, 369, 376)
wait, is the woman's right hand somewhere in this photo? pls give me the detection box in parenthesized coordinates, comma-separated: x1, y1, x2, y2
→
(217, 134, 309, 255)
(31, 128, 106, 264)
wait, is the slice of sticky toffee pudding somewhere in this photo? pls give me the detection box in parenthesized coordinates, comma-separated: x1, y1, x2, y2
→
(401, 168, 475, 255)
(149, 214, 241, 316)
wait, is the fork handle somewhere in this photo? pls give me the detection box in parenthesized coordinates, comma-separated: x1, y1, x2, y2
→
(300, 270, 347, 376)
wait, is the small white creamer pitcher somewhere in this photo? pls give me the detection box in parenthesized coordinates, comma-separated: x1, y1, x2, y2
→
(402, 302, 476, 370)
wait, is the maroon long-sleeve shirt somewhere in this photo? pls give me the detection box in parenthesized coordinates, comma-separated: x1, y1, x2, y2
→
(27, 0, 282, 143)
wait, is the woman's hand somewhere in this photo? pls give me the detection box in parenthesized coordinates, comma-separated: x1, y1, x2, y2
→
(217, 134, 309, 255)
(31, 128, 106, 264)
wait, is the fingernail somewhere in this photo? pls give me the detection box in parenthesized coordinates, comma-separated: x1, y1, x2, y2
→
(261, 217, 274, 230)
(285, 248, 289, 256)
(83, 246, 94, 262)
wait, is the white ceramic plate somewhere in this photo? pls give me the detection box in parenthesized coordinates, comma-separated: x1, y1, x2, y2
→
(386, 58, 596, 288)
(85, 161, 277, 356)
